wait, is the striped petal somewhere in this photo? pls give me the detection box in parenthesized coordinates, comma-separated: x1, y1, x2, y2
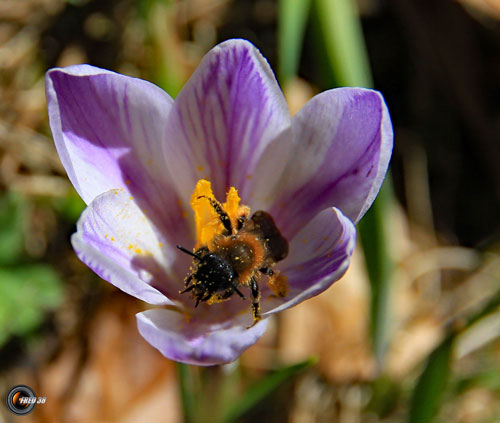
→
(163, 39, 291, 208)
(46, 65, 191, 244)
(136, 308, 268, 365)
(270, 88, 393, 240)
(262, 207, 356, 315)
(72, 189, 192, 305)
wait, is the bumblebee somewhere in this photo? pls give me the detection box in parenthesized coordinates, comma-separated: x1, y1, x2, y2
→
(177, 191, 289, 327)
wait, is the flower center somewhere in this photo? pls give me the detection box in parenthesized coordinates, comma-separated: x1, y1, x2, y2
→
(177, 179, 289, 327)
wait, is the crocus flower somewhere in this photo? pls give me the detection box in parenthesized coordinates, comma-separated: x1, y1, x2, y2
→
(45, 39, 392, 366)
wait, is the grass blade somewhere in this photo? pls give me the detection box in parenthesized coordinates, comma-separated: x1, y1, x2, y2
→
(177, 363, 197, 423)
(314, 0, 394, 367)
(278, 0, 312, 84)
(358, 177, 394, 364)
(222, 357, 316, 423)
(315, 0, 372, 87)
(408, 335, 454, 423)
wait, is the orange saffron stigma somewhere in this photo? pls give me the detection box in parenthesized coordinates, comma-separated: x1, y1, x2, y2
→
(190, 179, 249, 249)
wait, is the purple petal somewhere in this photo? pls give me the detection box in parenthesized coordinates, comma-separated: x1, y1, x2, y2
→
(136, 309, 268, 365)
(72, 189, 192, 305)
(46, 65, 193, 252)
(270, 88, 393, 239)
(262, 207, 356, 315)
(46, 65, 172, 203)
(162, 39, 291, 206)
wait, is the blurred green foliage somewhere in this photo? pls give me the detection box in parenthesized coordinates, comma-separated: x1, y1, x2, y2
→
(0, 191, 27, 266)
(278, 0, 312, 85)
(408, 335, 454, 423)
(315, 0, 373, 88)
(0, 264, 63, 346)
(139, 0, 186, 97)
(0, 191, 64, 347)
(178, 357, 316, 423)
(221, 357, 317, 423)
(52, 186, 86, 223)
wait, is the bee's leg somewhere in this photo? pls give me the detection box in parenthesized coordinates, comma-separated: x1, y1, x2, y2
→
(259, 267, 274, 276)
(232, 284, 246, 299)
(197, 196, 233, 234)
(218, 282, 245, 300)
(228, 277, 246, 299)
(194, 246, 209, 256)
(236, 215, 246, 230)
(248, 276, 262, 328)
(219, 289, 233, 300)
(180, 284, 195, 294)
(195, 291, 211, 307)
(184, 274, 193, 287)
(180, 275, 195, 294)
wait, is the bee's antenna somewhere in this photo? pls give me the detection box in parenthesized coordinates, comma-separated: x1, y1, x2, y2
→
(176, 245, 203, 260)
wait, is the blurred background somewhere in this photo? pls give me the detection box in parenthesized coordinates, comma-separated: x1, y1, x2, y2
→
(1, 0, 500, 422)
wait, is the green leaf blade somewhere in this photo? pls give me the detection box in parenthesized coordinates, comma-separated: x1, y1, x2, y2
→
(315, 0, 372, 88)
(408, 335, 454, 423)
(222, 357, 317, 423)
(278, 0, 312, 84)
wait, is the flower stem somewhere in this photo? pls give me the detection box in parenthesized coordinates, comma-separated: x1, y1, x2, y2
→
(177, 363, 197, 423)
